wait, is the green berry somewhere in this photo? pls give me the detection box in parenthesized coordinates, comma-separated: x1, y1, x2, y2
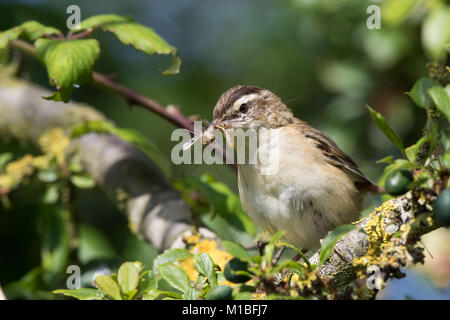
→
(205, 285, 232, 300)
(385, 169, 414, 196)
(435, 189, 450, 227)
(224, 258, 251, 283)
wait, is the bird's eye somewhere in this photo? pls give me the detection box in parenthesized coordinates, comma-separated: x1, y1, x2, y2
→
(239, 103, 248, 113)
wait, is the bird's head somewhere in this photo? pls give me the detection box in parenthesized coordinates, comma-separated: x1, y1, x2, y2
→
(209, 85, 294, 132)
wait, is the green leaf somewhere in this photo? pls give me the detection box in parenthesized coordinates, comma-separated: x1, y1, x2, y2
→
(42, 185, 59, 204)
(118, 262, 140, 298)
(71, 120, 171, 178)
(405, 136, 430, 163)
(0, 21, 60, 50)
(102, 22, 174, 55)
(37, 168, 59, 183)
(441, 128, 450, 153)
(142, 288, 181, 300)
(70, 175, 95, 189)
(376, 156, 395, 164)
(366, 105, 404, 153)
(159, 263, 191, 293)
(188, 174, 255, 236)
(278, 241, 312, 271)
(272, 260, 306, 278)
(101, 21, 179, 74)
(221, 240, 250, 261)
(161, 55, 182, 76)
(194, 253, 217, 288)
(137, 270, 157, 295)
(40, 206, 70, 278)
(95, 274, 122, 300)
(78, 223, 118, 264)
(408, 77, 441, 108)
(152, 248, 193, 275)
(183, 288, 200, 300)
(35, 39, 100, 102)
(79, 14, 132, 30)
(53, 288, 101, 300)
(20, 21, 61, 41)
(428, 85, 450, 121)
(0, 26, 23, 49)
(319, 224, 355, 266)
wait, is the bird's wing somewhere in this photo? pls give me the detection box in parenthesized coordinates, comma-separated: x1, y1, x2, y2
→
(299, 121, 378, 193)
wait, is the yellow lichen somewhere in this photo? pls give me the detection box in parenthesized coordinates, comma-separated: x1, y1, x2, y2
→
(38, 128, 70, 165)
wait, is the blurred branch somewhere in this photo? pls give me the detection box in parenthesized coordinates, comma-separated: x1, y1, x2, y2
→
(10, 39, 237, 171)
(0, 77, 216, 251)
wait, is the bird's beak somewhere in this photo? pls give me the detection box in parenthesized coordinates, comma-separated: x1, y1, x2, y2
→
(201, 120, 217, 146)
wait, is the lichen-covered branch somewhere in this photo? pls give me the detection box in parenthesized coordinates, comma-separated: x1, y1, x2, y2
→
(315, 189, 439, 297)
(0, 76, 216, 251)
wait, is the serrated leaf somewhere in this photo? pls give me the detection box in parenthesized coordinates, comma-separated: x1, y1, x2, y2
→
(194, 253, 217, 288)
(152, 248, 193, 275)
(35, 39, 100, 102)
(0, 26, 22, 49)
(366, 105, 404, 153)
(159, 263, 191, 293)
(118, 262, 140, 297)
(221, 240, 250, 261)
(319, 224, 355, 266)
(102, 22, 174, 55)
(53, 288, 100, 300)
(408, 77, 440, 108)
(95, 274, 122, 300)
(99, 21, 180, 74)
(20, 21, 60, 41)
(70, 175, 95, 189)
(428, 85, 450, 122)
(79, 14, 132, 30)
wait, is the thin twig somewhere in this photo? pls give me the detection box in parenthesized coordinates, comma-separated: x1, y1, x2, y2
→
(10, 39, 237, 170)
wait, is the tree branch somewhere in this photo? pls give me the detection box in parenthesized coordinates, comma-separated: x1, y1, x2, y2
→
(0, 76, 216, 251)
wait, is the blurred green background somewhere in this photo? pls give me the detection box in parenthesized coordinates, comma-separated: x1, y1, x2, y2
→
(0, 0, 449, 299)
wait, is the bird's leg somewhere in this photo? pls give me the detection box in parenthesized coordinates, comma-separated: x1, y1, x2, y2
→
(257, 240, 267, 256)
(272, 246, 285, 265)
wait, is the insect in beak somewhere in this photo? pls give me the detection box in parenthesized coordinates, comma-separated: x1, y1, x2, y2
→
(182, 120, 217, 151)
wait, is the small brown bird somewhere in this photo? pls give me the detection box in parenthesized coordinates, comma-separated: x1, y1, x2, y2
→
(205, 85, 378, 250)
